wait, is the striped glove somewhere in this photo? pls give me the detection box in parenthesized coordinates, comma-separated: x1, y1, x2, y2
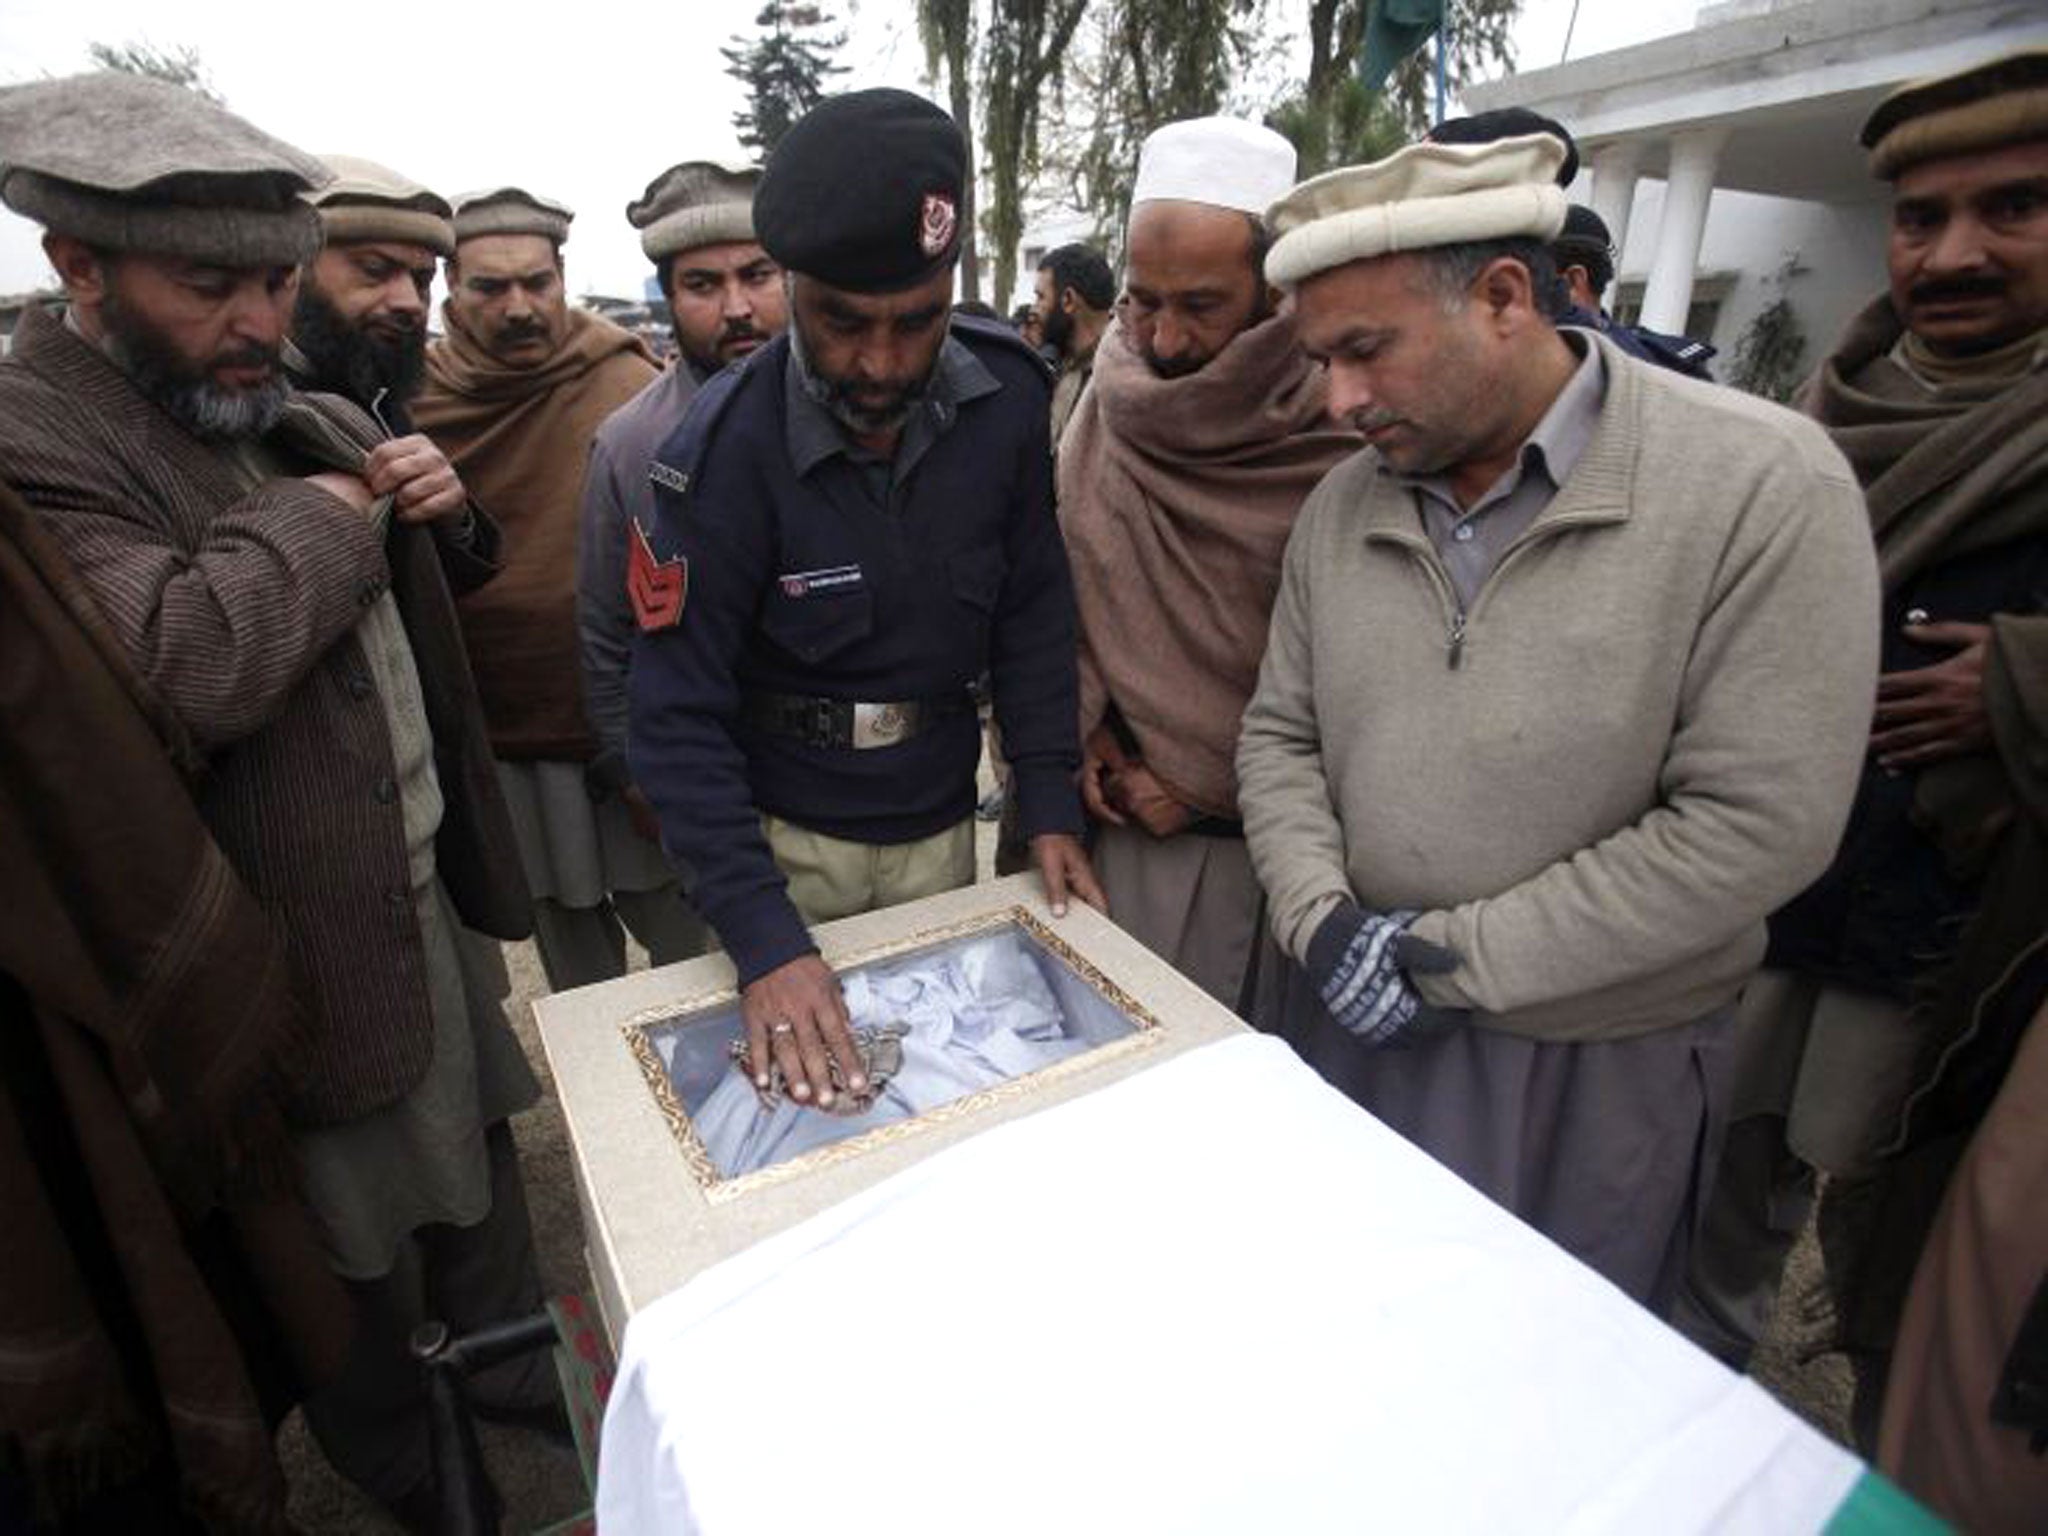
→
(1305, 902, 1468, 1047)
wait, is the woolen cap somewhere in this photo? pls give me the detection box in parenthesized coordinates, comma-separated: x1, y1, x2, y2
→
(629, 161, 759, 262)
(1265, 135, 1570, 289)
(753, 89, 964, 293)
(451, 186, 574, 245)
(0, 71, 329, 266)
(307, 154, 454, 257)
(1131, 117, 1298, 216)
(1862, 47, 2048, 179)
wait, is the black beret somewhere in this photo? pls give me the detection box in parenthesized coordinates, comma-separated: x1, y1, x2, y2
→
(1552, 204, 1615, 290)
(754, 88, 965, 293)
(1554, 203, 1613, 253)
(1429, 108, 1580, 186)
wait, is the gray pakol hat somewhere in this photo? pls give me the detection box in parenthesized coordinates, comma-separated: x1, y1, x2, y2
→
(308, 154, 455, 258)
(0, 71, 330, 266)
(451, 186, 574, 246)
(628, 160, 759, 263)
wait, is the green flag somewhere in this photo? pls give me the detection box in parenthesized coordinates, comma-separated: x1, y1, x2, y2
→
(1359, 0, 1446, 92)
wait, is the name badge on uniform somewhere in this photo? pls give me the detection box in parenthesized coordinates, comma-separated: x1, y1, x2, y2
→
(629, 519, 687, 632)
(777, 564, 864, 599)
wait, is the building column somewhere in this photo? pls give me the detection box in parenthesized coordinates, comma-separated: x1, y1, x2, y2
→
(1639, 127, 1728, 335)
(1587, 141, 1643, 258)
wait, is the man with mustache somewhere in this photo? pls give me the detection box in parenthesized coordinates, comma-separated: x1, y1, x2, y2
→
(289, 156, 451, 430)
(1679, 49, 2048, 1455)
(629, 89, 1102, 1111)
(1236, 132, 1879, 1313)
(1060, 117, 1361, 1013)
(0, 73, 553, 1528)
(414, 190, 700, 991)
(577, 162, 782, 921)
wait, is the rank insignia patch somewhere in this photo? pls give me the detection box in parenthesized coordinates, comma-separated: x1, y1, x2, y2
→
(629, 519, 687, 632)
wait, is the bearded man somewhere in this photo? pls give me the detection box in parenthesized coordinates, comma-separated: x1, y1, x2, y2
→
(629, 89, 1101, 1112)
(1236, 133, 1879, 1312)
(0, 73, 553, 1529)
(1679, 49, 2048, 1448)
(1032, 241, 1113, 445)
(1060, 117, 1360, 1012)
(414, 189, 698, 992)
(578, 161, 782, 917)
(289, 155, 450, 427)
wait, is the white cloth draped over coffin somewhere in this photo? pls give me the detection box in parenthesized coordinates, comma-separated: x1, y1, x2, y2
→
(674, 931, 1100, 1176)
(600, 1035, 1868, 1536)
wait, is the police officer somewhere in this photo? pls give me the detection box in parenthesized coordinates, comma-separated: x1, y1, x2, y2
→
(629, 88, 1103, 1110)
(1551, 204, 1718, 381)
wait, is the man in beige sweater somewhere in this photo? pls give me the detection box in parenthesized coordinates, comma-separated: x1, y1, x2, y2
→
(1236, 134, 1881, 1312)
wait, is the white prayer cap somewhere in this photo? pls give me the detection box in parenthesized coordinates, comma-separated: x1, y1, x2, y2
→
(1264, 134, 1569, 289)
(1131, 117, 1298, 217)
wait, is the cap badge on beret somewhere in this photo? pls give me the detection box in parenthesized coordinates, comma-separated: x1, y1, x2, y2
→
(753, 87, 968, 293)
(919, 193, 958, 259)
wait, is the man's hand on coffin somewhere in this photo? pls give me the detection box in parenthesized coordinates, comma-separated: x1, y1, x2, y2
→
(1033, 832, 1109, 919)
(1305, 902, 1468, 1048)
(741, 954, 866, 1110)
(1871, 619, 1992, 769)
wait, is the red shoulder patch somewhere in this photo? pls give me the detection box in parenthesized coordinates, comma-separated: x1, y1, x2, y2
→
(628, 519, 687, 632)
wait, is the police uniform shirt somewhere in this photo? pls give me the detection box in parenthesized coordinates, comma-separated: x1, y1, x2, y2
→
(628, 320, 1083, 986)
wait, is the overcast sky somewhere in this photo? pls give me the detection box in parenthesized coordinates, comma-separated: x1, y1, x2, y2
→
(0, 0, 1706, 299)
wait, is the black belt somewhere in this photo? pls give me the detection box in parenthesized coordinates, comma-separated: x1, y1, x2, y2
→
(742, 690, 971, 750)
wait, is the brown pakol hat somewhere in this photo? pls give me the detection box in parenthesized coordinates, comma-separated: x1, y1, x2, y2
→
(1862, 47, 2048, 180)
(0, 71, 329, 266)
(451, 186, 574, 245)
(308, 155, 455, 257)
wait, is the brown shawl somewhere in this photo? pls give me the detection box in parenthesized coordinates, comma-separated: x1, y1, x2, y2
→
(0, 481, 349, 1530)
(1060, 311, 1359, 817)
(1801, 294, 2048, 589)
(415, 307, 656, 760)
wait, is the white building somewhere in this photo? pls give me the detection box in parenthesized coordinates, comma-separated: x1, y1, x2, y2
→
(1466, 0, 2048, 379)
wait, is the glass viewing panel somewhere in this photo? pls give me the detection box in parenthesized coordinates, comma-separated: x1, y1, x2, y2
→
(632, 913, 1150, 1183)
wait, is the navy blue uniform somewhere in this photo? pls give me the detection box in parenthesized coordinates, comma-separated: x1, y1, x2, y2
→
(1562, 306, 1717, 381)
(628, 318, 1082, 985)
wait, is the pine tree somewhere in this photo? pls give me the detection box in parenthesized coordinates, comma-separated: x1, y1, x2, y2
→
(87, 40, 224, 104)
(721, 2, 849, 159)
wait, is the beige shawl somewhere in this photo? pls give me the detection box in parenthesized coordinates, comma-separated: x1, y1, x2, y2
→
(1060, 311, 1358, 817)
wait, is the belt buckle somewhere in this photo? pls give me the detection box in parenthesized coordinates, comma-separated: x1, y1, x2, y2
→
(799, 698, 837, 750)
(851, 701, 911, 750)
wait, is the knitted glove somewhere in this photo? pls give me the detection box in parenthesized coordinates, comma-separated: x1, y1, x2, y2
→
(1305, 902, 1469, 1047)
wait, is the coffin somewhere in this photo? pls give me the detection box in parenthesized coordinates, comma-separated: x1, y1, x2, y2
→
(535, 872, 1246, 1346)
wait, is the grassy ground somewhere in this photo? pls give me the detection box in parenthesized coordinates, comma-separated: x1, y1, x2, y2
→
(280, 818, 1853, 1530)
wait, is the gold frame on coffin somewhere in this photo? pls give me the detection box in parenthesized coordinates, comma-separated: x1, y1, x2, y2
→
(620, 905, 1168, 1204)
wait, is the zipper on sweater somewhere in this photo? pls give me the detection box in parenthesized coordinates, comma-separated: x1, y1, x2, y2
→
(1455, 513, 1613, 653)
(1378, 536, 1468, 671)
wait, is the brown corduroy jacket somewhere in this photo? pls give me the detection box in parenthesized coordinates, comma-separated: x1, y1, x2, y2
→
(0, 304, 532, 1126)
